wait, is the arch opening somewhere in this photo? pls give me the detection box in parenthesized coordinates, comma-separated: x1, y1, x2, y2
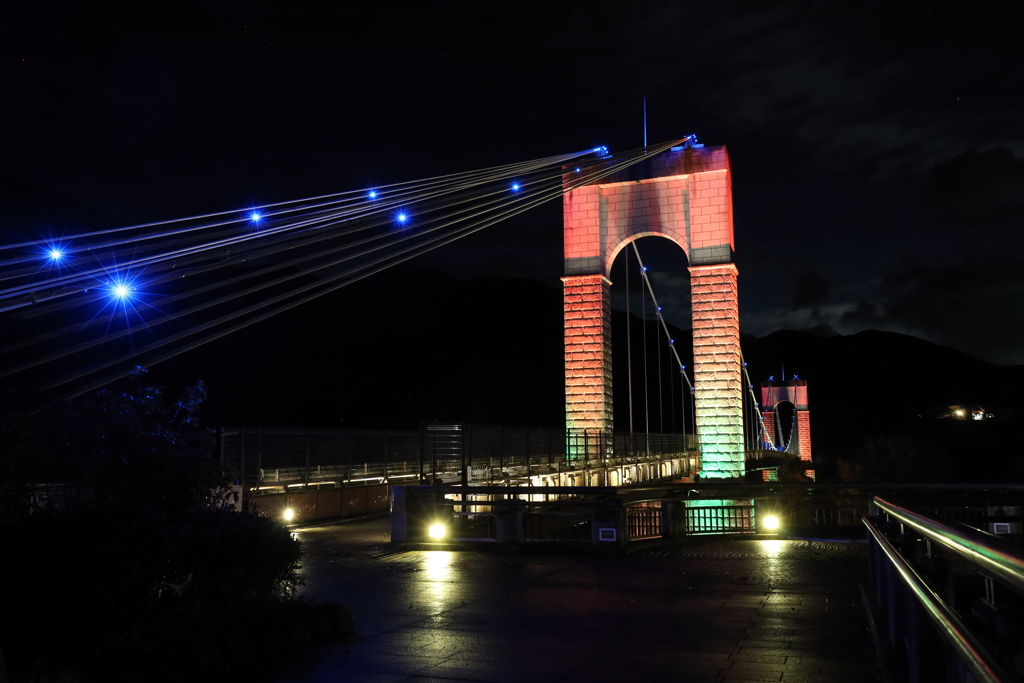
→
(608, 235, 692, 437)
(772, 401, 797, 452)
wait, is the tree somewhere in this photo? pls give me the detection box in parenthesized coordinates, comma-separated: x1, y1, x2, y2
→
(1, 368, 225, 517)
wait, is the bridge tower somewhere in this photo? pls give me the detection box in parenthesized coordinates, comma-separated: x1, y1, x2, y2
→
(760, 378, 813, 478)
(562, 145, 743, 478)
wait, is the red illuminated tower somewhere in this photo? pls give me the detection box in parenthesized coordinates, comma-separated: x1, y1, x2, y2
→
(760, 378, 813, 479)
(562, 144, 743, 478)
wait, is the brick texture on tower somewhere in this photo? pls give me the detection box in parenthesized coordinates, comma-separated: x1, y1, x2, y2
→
(561, 145, 744, 478)
(689, 263, 743, 478)
(562, 274, 613, 432)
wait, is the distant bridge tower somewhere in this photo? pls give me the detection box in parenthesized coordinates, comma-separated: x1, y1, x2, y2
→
(760, 378, 813, 478)
(562, 145, 743, 478)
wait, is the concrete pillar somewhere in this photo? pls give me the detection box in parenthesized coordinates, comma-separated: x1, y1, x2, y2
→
(689, 263, 743, 478)
(562, 274, 613, 433)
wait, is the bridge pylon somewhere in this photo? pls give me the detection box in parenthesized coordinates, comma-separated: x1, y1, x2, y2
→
(761, 378, 814, 480)
(562, 144, 743, 478)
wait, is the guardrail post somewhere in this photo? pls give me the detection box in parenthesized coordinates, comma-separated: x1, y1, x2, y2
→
(663, 500, 686, 539)
(592, 503, 625, 551)
(495, 504, 524, 544)
(390, 486, 408, 542)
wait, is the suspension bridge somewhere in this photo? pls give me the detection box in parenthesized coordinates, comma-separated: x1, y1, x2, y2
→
(0, 136, 804, 478)
(5, 138, 1024, 682)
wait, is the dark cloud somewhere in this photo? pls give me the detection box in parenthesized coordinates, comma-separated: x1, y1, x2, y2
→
(3, 0, 1023, 370)
(922, 149, 1024, 222)
(792, 272, 832, 309)
(845, 259, 1024, 364)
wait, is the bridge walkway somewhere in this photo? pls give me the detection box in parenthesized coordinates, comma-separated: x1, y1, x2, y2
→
(265, 515, 880, 683)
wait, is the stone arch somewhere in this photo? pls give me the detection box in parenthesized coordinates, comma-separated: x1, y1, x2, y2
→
(604, 225, 689, 278)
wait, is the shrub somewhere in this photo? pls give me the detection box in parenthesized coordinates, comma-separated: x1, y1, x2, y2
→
(0, 373, 303, 677)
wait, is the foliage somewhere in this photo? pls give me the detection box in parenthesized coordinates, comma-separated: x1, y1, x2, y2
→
(838, 434, 953, 482)
(775, 452, 815, 483)
(1, 368, 225, 516)
(0, 371, 303, 676)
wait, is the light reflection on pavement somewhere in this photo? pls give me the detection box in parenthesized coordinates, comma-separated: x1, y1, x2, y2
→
(267, 515, 879, 682)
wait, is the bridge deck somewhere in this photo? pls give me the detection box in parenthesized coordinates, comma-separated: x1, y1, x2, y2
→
(266, 516, 880, 682)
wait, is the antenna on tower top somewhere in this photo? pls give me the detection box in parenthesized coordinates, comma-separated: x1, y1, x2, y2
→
(643, 98, 648, 151)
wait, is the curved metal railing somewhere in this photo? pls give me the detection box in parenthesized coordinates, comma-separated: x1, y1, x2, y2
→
(866, 496, 1024, 683)
(873, 496, 1024, 599)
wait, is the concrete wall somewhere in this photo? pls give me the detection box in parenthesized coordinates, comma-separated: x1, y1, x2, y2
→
(247, 484, 390, 524)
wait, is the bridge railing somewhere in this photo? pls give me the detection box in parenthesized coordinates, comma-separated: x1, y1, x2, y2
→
(391, 483, 1024, 558)
(865, 496, 1024, 683)
(221, 425, 701, 504)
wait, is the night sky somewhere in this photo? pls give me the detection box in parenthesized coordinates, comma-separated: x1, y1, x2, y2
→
(4, 1, 1023, 366)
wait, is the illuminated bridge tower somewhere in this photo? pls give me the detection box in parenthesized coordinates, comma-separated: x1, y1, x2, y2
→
(761, 378, 813, 479)
(562, 145, 743, 478)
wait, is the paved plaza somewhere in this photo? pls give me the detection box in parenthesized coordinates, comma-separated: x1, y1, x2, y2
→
(265, 515, 880, 683)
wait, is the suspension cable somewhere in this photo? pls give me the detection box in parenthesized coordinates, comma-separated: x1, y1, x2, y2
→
(8, 138, 687, 403)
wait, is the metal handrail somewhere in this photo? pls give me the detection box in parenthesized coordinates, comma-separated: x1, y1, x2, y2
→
(874, 496, 1024, 599)
(863, 517, 1014, 683)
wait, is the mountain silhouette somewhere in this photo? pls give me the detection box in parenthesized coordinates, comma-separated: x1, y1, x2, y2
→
(85, 266, 1022, 471)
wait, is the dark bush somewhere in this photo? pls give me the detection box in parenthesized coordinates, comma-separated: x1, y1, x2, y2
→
(0, 374, 305, 678)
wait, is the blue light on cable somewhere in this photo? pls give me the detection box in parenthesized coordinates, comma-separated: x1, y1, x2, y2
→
(397, 213, 408, 223)
(111, 282, 132, 300)
(642, 266, 648, 272)
(575, 168, 581, 173)
(369, 190, 378, 200)
(49, 249, 63, 261)
(656, 306, 662, 312)
(249, 211, 263, 223)
(511, 183, 520, 191)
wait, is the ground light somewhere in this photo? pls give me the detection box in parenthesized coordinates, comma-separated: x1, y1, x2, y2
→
(283, 507, 295, 522)
(762, 515, 780, 531)
(428, 523, 446, 539)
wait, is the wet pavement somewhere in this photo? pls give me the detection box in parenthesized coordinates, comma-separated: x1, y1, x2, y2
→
(267, 515, 880, 682)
